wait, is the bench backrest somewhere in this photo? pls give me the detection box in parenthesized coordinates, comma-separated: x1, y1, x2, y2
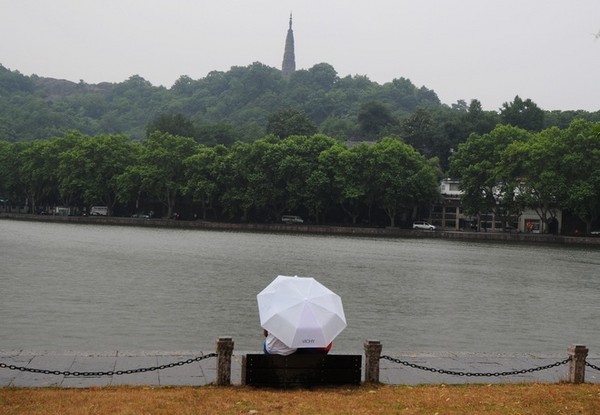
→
(242, 354, 362, 388)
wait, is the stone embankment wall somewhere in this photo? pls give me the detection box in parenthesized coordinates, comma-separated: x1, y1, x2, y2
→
(2, 213, 599, 246)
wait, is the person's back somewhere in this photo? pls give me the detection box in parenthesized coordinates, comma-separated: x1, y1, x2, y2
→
(263, 329, 332, 355)
(263, 331, 296, 355)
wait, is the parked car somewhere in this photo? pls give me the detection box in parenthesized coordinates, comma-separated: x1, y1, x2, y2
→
(281, 215, 304, 224)
(131, 212, 150, 219)
(413, 221, 435, 231)
(89, 206, 108, 216)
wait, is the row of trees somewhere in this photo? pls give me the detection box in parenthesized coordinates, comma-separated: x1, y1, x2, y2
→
(449, 120, 600, 233)
(2, 119, 599, 231)
(0, 132, 440, 226)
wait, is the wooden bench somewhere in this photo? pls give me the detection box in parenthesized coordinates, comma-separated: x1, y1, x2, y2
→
(241, 354, 362, 388)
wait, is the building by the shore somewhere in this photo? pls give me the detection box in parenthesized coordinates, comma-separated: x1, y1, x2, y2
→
(430, 178, 562, 234)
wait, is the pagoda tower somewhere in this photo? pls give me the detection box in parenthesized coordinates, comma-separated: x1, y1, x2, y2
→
(281, 13, 296, 80)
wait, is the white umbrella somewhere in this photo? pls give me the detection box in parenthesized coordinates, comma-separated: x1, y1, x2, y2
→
(257, 275, 347, 348)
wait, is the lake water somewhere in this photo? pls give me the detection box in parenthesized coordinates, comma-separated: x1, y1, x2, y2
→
(1, 219, 599, 354)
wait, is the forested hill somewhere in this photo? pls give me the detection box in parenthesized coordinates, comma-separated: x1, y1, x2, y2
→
(1, 61, 599, 151)
(0, 62, 437, 140)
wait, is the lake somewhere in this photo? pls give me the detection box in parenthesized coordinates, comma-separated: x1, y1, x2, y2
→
(1, 219, 599, 354)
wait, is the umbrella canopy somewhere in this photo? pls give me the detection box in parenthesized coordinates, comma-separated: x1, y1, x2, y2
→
(257, 275, 347, 348)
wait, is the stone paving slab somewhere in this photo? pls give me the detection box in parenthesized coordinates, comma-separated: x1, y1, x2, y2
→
(1, 350, 599, 388)
(0, 350, 218, 388)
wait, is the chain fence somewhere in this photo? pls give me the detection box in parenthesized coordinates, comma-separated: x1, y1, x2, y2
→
(2, 352, 599, 380)
(586, 361, 600, 372)
(380, 355, 572, 378)
(0, 353, 217, 377)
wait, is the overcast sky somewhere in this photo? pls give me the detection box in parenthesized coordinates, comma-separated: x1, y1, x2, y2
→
(1, 0, 599, 111)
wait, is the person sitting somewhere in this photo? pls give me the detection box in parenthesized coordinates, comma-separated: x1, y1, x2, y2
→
(263, 330, 332, 355)
(263, 330, 297, 355)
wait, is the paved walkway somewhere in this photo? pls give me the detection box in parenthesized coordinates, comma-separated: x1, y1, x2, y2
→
(1, 350, 599, 388)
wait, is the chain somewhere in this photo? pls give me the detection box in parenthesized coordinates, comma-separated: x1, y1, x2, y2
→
(3, 353, 592, 379)
(0, 353, 217, 377)
(586, 361, 600, 372)
(380, 355, 571, 377)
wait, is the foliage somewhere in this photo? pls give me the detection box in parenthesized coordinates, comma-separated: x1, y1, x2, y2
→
(58, 133, 137, 213)
(266, 108, 318, 138)
(357, 101, 397, 139)
(146, 113, 196, 139)
(500, 95, 545, 132)
(2, 63, 597, 181)
(449, 125, 532, 225)
(1, 130, 439, 225)
(183, 145, 227, 219)
(4, 119, 600, 231)
(369, 138, 440, 227)
(450, 121, 600, 233)
(5, 61, 440, 143)
(501, 127, 564, 230)
(552, 120, 600, 232)
(133, 132, 199, 218)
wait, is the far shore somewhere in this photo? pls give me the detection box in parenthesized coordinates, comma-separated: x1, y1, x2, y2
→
(2, 212, 599, 247)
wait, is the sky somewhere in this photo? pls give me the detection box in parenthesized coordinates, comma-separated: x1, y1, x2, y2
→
(1, 0, 599, 112)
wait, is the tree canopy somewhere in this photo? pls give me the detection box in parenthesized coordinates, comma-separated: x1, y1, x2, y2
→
(3, 62, 597, 149)
(449, 120, 600, 233)
(0, 131, 440, 226)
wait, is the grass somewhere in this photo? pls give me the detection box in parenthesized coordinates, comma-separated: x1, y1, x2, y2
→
(1, 384, 599, 415)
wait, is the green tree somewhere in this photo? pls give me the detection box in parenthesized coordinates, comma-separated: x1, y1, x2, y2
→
(321, 142, 374, 224)
(464, 99, 499, 135)
(183, 145, 228, 220)
(134, 132, 199, 218)
(220, 140, 271, 221)
(114, 141, 145, 212)
(559, 120, 600, 233)
(279, 134, 339, 223)
(146, 113, 196, 138)
(501, 128, 564, 232)
(449, 125, 531, 227)
(400, 107, 441, 158)
(320, 116, 357, 141)
(0, 141, 21, 207)
(284, 63, 337, 123)
(266, 108, 317, 138)
(195, 123, 238, 146)
(500, 96, 545, 132)
(306, 63, 338, 90)
(371, 138, 440, 227)
(357, 101, 396, 139)
(58, 133, 136, 214)
(17, 140, 67, 212)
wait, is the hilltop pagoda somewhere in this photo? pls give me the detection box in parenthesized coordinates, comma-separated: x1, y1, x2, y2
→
(281, 13, 296, 80)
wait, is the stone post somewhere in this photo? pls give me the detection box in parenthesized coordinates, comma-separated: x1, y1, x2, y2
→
(568, 344, 588, 384)
(364, 340, 383, 383)
(216, 337, 234, 386)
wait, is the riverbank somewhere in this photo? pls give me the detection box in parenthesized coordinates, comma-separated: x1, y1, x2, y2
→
(2, 213, 600, 246)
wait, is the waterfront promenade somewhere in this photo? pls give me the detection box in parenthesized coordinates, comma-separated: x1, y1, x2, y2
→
(2, 213, 600, 246)
(2, 349, 599, 388)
